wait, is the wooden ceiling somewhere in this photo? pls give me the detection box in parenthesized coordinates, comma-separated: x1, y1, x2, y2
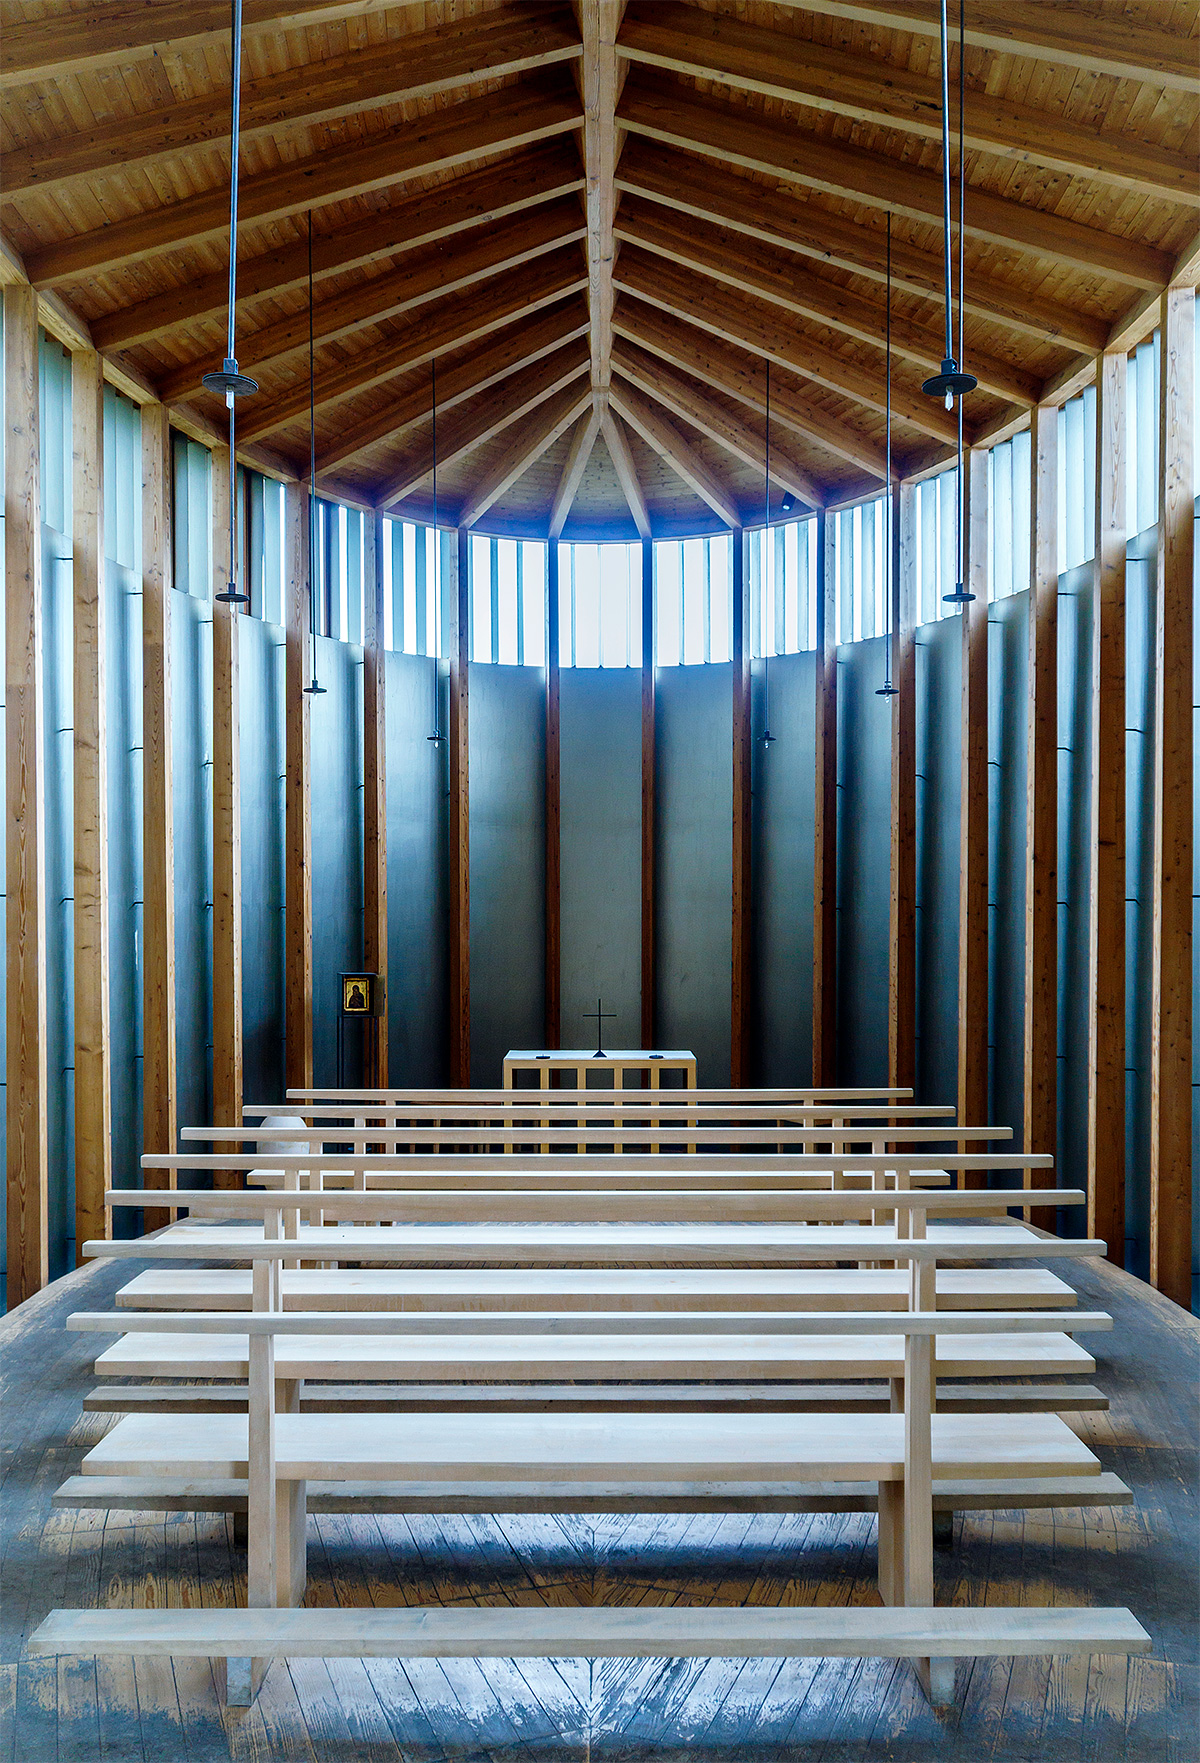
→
(2, 0, 1196, 540)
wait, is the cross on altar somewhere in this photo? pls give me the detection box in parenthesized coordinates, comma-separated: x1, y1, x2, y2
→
(583, 997, 617, 1057)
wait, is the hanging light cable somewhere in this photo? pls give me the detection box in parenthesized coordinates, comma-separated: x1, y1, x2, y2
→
(921, 0, 976, 409)
(877, 214, 899, 696)
(206, 0, 256, 606)
(302, 212, 326, 695)
(762, 360, 776, 744)
(943, 0, 976, 605)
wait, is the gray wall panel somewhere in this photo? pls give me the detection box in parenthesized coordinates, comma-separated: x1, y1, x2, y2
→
(386, 652, 449, 1085)
(469, 663, 546, 1084)
(106, 561, 143, 1226)
(559, 667, 642, 1052)
(309, 636, 364, 1087)
(988, 593, 1028, 1150)
(836, 637, 891, 1088)
(171, 589, 213, 1137)
(914, 615, 961, 1110)
(238, 616, 286, 1108)
(42, 528, 74, 1276)
(751, 650, 815, 1084)
(655, 662, 732, 1085)
(1056, 564, 1095, 1238)
(1124, 553, 1155, 1272)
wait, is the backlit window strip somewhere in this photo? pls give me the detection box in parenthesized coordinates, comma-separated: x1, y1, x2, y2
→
(833, 496, 889, 644)
(383, 519, 445, 658)
(246, 472, 285, 625)
(1126, 332, 1160, 538)
(471, 535, 547, 666)
(748, 518, 818, 656)
(558, 540, 641, 668)
(913, 466, 961, 623)
(987, 430, 1031, 602)
(655, 534, 732, 666)
(1057, 384, 1097, 575)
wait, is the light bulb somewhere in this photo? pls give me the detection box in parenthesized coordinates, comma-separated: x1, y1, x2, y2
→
(944, 390, 953, 411)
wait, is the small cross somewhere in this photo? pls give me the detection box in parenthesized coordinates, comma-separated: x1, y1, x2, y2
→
(584, 997, 617, 1058)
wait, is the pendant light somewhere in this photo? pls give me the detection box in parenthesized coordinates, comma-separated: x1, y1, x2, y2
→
(427, 358, 445, 744)
(943, 0, 976, 604)
(761, 360, 776, 746)
(302, 212, 326, 695)
(921, 0, 976, 408)
(206, 0, 257, 606)
(877, 214, 899, 697)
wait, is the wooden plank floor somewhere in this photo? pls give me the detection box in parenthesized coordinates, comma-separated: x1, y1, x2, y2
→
(2, 1254, 1196, 1761)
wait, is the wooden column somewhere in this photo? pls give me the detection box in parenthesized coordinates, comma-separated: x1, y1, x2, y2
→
(141, 402, 177, 1222)
(812, 510, 837, 1086)
(1149, 288, 1194, 1308)
(71, 347, 110, 1259)
(731, 525, 752, 1086)
(448, 526, 471, 1085)
(544, 540, 561, 1047)
(958, 448, 989, 1162)
(640, 536, 655, 1048)
(211, 443, 243, 1163)
(888, 482, 916, 1093)
(1089, 355, 1126, 1258)
(4, 283, 48, 1303)
(363, 513, 389, 1087)
(1025, 402, 1058, 1228)
(284, 480, 313, 1092)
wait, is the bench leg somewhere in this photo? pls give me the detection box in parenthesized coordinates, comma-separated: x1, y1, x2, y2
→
(277, 1480, 307, 1607)
(876, 1482, 904, 1606)
(224, 1655, 267, 1707)
(915, 1657, 956, 1708)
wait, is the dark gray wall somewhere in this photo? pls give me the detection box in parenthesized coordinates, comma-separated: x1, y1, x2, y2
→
(1123, 546, 1158, 1274)
(172, 588, 214, 1136)
(751, 650, 815, 1085)
(386, 652, 449, 1085)
(106, 557, 143, 1224)
(988, 593, 1029, 1150)
(559, 666, 642, 1052)
(42, 528, 74, 1277)
(468, 662, 546, 1083)
(238, 616, 286, 1109)
(914, 614, 962, 1110)
(1057, 564, 1097, 1236)
(835, 636, 892, 1089)
(309, 635, 365, 1088)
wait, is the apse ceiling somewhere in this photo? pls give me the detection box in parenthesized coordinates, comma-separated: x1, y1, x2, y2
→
(2, 0, 1196, 539)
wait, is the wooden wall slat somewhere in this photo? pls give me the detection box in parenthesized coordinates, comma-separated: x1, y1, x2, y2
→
(1089, 353, 1127, 1258)
(362, 512, 388, 1087)
(284, 479, 313, 1092)
(888, 481, 916, 1093)
(71, 346, 111, 1259)
(958, 448, 989, 1165)
(1149, 287, 1194, 1309)
(731, 525, 752, 1086)
(4, 282, 49, 1303)
(449, 525, 470, 1085)
(1025, 401, 1058, 1228)
(140, 401, 176, 1227)
(640, 535, 655, 1049)
(544, 540, 561, 1048)
(812, 510, 837, 1087)
(210, 443, 243, 1168)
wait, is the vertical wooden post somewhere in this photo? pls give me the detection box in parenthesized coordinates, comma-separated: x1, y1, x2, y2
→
(958, 448, 989, 1162)
(71, 347, 111, 1259)
(640, 536, 655, 1049)
(1025, 403, 1058, 1228)
(4, 283, 48, 1302)
(1149, 289, 1194, 1308)
(448, 526, 471, 1085)
(1089, 355, 1126, 1258)
(141, 402, 177, 1222)
(812, 510, 837, 1087)
(211, 443, 243, 1160)
(544, 540, 561, 1048)
(363, 513, 389, 1088)
(889, 482, 916, 1093)
(284, 480, 313, 1093)
(731, 525, 752, 1086)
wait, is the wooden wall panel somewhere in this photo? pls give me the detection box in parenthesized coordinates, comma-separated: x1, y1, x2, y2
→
(4, 282, 48, 1303)
(1149, 288, 1194, 1309)
(210, 443, 243, 1160)
(544, 540, 561, 1047)
(731, 525, 752, 1085)
(140, 401, 176, 1224)
(958, 449, 989, 1161)
(71, 346, 110, 1258)
(812, 510, 837, 1086)
(640, 535, 655, 1049)
(363, 512, 389, 1086)
(448, 525, 470, 1085)
(284, 480, 313, 1092)
(888, 481, 916, 1093)
(1025, 402, 1058, 1227)
(1089, 354, 1127, 1257)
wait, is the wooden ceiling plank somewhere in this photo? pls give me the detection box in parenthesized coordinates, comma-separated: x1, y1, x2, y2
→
(3, 7, 582, 197)
(618, 76, 1174, 291)
(91, 144, 583, 353)
(612, 339, 826, 510)
(157, 201, 586, 403)
(26, 74, 583, 289)
(457, 380, 594, 528)
(578, 0, 625, 397)
(548, 406, 604, 538)
(617, 141, 1107, 356)
(609, 376, 742, 527)
(616, 197, 1039, 406)
(316, 299, 591, 474)
(378, 340, 592, 510)
(235, 249, 587, 443)
(600, 408, 651, 537)
(617, 3, 1199, 207)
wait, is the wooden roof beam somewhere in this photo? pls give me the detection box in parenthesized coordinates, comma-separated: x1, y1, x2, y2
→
(577, 0, 626, 400)
(610, 377, 741, 528)
(617, 3, 1199, 208)
(616, 197, 1039, 406)
(26, 74, 583, 288)
(549, 405, 604, 538)
(617, 75, 1173, 291)
(600, 409, 651, 538)
(617, 141, 1106, 356)
(3, 7, 582, 198)
(458, 381, 594, 528)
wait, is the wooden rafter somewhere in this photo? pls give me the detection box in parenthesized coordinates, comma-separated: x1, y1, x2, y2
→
(549, 406, 604, 538)
(578, 0, 626, 400)
(617, 3, 1199, 208)
(26, 75, 583, 288)
(458, 380, 593, 528)
(600, 409, 652, 537)
(610, 376, 740, 527)
(618, 76, 1174, 290)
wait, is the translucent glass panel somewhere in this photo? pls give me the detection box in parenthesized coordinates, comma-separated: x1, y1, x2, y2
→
(833, 496, 889, 643)
(654, 533, 732, 666)
(987, 429, 1031, 601)
(246, 472, 285, 625)
(171, 432, 211, 597)
(1126, 334, 1160, 537)
(469, 535, 547, 665)
(38, 333, 72, 539)
(558, 540, 641, 667)
(913, 466, 961, 623)
(384, 518, 445, 658)
(314, 501, 365, 642)
(748, 518, 818, 656)
(1057, 384, 1096, 575)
